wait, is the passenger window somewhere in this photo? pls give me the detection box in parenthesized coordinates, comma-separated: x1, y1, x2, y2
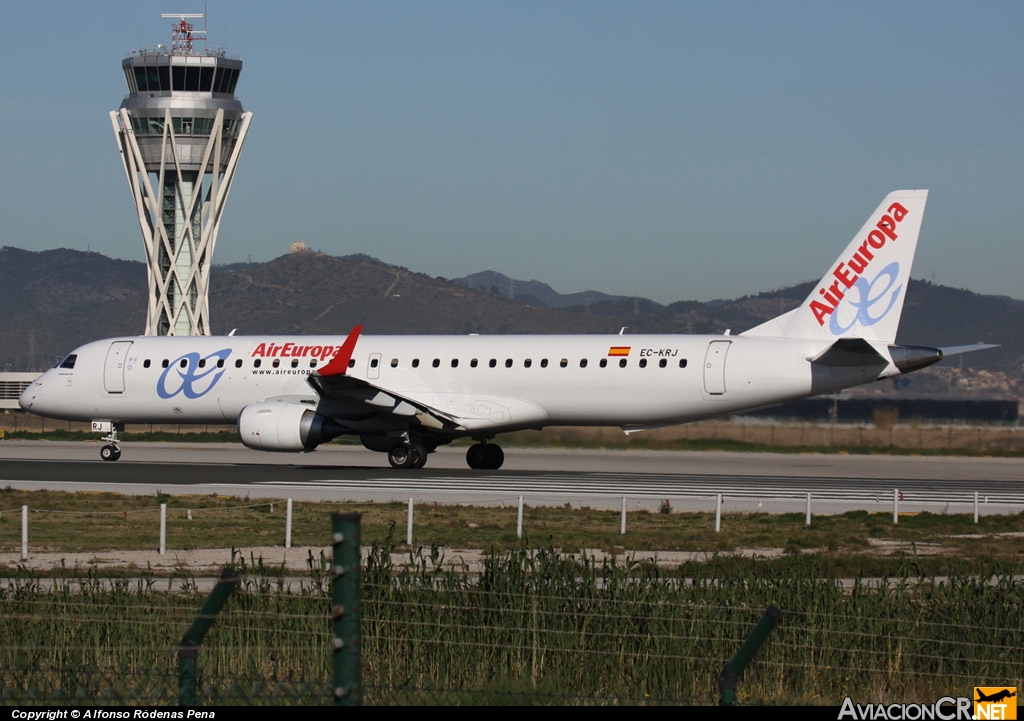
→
(348, 359, 356, 368)
(580, 359, 588, 368)
(659, 359, 667, 368)
(254, 359, 261, 368)
(524, 359, 532, 368)
(470, 358, 478, 368)
(162, 359, 169, 368)
(370, 358, 379, 368)
(451, 359, 459, 368)
(391, 358, 399, 368)
(540, 359, 548, 368)
(505, 358, 513, 368)
(272, 359, 281, 368)
(180, 358, 188, 368)
(143, 359, 151, 369)
(432, 359, 440, 368)
(560, 358, 568, 368)
(679, 359, 688, 368)
(235, 359, 243, 368)
(489, 359, 497, 368)
(619, 359, 627, 368)
(309, 359, 318, 368)
(218, 359, 225, 368)
(600, 359, 608, 368)
(198, 359, 206, 368)
(291, 359, 299, 368)
(639, 358, 647, 368)
(412, 359, 420, 368)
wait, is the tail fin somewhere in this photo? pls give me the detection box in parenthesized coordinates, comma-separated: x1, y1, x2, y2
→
(743, 189, 928, 342)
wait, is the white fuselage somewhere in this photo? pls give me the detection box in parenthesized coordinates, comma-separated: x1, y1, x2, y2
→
(20, 332, 882, 435)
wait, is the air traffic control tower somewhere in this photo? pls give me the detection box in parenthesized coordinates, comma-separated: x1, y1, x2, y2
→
(111, 13, 252, 336)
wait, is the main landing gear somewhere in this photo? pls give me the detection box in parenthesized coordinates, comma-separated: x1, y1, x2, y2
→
(466, 442, 504, 470)
(388, 441, 428, 470)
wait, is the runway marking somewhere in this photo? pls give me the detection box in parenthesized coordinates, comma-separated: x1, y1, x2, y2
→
(227, 472, 1024, 505)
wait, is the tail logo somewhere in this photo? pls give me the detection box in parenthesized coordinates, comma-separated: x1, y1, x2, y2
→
(827, 261, 903, 335)
(810, 201, 909, 327)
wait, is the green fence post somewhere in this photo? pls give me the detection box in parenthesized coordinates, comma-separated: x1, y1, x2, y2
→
(178, 567, 240, 706)
(332, 513, 362, 706)
(718, 605, 783, 706)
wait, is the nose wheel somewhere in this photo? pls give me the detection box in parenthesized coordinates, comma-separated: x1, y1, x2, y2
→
(97, 425, 123, 461)
(100, 444, 122, 462)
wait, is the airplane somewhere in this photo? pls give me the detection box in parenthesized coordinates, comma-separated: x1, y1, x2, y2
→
(976, 689, 1016, 704)
(19, 189, 995, 470)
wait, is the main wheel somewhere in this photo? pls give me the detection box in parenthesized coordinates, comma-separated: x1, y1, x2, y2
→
(100, 444, 120, 462)
(388, 443, 416, 469)
(410, 442, 428, 469)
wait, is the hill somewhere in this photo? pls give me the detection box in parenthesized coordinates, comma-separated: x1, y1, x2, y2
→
(0, 247, 1018, 400)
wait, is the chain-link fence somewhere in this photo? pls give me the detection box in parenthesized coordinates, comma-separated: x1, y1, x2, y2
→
(2, 543, 1022, 705)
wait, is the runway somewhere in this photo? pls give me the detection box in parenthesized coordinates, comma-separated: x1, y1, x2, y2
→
(1, 440, 1022, 514)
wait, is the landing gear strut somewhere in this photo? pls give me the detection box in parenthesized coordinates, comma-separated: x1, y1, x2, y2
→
(388, 441, 428, 469)
(466, 442, 504, 470)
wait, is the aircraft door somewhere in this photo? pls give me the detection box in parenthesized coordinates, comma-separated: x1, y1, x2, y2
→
(367, 353, 382, 380)
(703, 340, 731, 395)
(103, 341, 133, 394)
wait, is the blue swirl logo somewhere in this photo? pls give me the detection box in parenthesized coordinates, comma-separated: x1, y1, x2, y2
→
(829, 261, 902, 335)
(157, 349, 232, 399)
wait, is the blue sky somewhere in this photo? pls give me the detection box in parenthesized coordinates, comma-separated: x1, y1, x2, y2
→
(1, 2, 1021, 303)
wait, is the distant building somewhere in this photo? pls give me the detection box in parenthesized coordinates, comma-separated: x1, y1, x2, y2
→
(290, 242, 309, 254)
(0, 372, 39, 410)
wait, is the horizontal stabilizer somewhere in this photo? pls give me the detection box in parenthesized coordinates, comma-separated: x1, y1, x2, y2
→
(808, 338, 887, 367)
(939, 343, 1000, 357)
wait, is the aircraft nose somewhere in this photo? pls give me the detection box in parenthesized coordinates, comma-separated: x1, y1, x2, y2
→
(19, 379, 41, 411)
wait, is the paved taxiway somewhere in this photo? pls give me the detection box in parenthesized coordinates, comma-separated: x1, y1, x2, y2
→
(0, 440, 1022, 515)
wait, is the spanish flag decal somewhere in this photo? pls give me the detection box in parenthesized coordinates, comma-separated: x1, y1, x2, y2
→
(607, 346, 631, 357)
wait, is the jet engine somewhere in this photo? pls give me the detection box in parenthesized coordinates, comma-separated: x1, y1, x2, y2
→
(238, 402, 347, 452)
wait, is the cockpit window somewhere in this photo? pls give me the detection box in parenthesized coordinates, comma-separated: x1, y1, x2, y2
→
(57, 354, 77, 369)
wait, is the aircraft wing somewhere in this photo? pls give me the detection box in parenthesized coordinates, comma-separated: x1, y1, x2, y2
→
(307, 370, 464, 431)
(305, 326, 463, 431)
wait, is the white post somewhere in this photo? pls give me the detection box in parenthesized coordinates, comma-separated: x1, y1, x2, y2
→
(715, 494, 722, 533)
(805, 492, 812, 528)
(893, 489, 899, 524)
(285, 498, 293, 549)
(517, 495, 524, 539)
(620, 496, 627, 535)
(159, 503, 167, 555)
(21, 505, 28, 561)
(407, 497, 414, 545)
(974, 491, 979, 524)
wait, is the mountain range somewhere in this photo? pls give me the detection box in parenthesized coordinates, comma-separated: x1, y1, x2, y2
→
(0, 246, 1017, 399)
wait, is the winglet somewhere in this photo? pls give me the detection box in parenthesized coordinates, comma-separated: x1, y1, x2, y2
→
(318, 326, 363, 377)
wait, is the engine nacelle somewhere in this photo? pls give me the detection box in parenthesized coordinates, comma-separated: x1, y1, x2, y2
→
(238, 402, 346, 452)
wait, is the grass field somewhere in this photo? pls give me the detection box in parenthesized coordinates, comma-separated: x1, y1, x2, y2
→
(1, 488, 1023, 577)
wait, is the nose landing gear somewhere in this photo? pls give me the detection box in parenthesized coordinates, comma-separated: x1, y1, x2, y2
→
(95, 422, 123, 461)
